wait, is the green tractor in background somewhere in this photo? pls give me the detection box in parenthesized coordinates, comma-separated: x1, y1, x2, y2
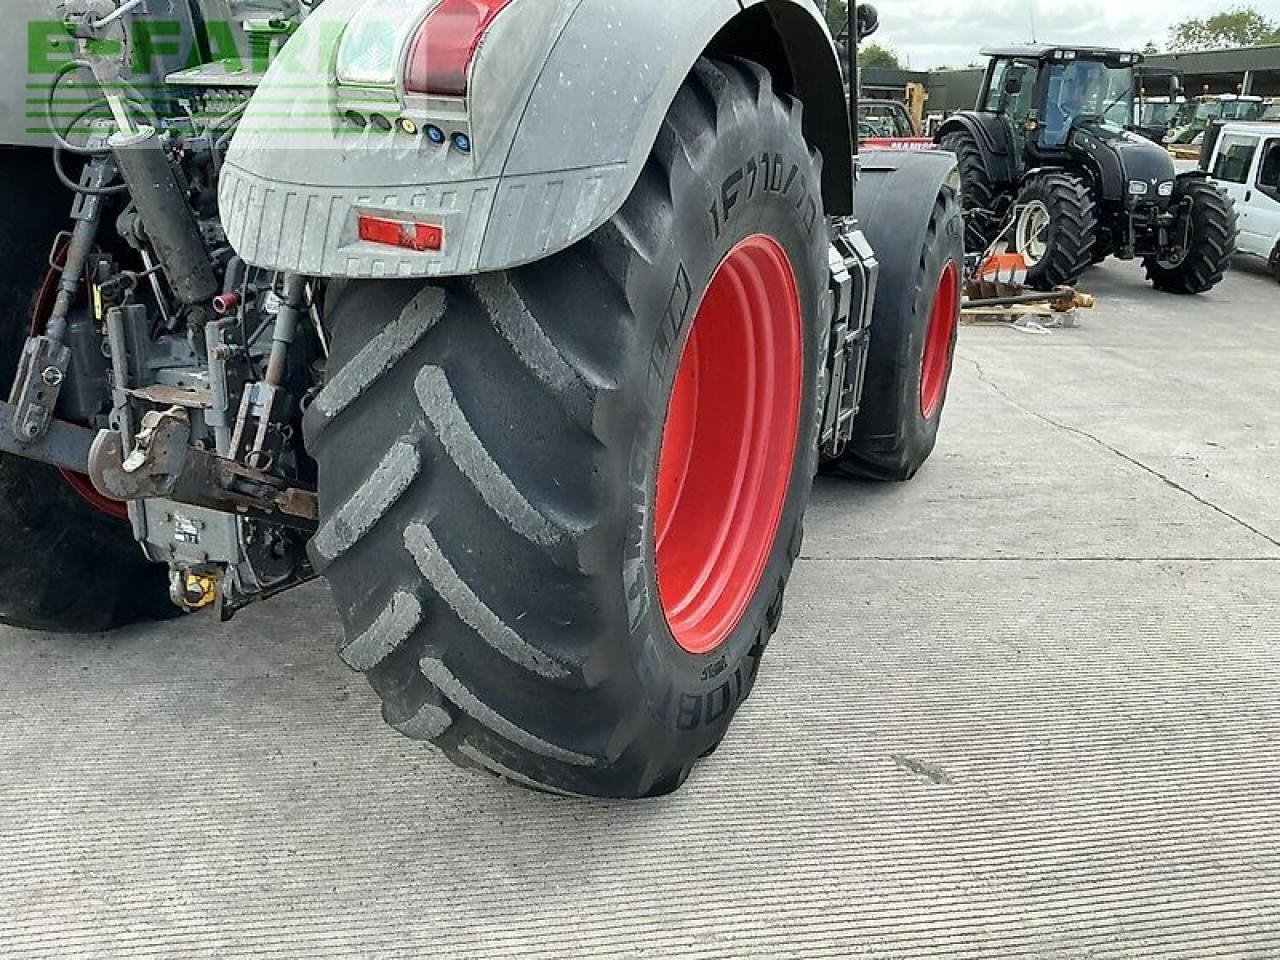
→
(937, 45, 1237, 293)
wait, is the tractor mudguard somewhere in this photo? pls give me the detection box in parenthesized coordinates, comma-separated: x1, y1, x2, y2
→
(935, 112, 1015, 185)
(857, 148, 960, 316)
(218, 0, 851, 280)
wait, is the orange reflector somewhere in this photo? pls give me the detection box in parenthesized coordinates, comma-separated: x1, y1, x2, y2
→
(357, 216, 444, 252)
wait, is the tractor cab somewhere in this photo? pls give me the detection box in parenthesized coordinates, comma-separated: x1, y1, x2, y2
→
(1168, 95, 1266, 146)
(977, 46, 1142, 170)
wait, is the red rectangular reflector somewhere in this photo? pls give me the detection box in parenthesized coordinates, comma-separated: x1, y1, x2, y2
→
(357, 216, 445, 253)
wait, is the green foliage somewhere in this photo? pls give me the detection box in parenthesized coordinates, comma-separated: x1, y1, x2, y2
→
(859, 43, 903, 70)
(1168, 5, 1280, 51)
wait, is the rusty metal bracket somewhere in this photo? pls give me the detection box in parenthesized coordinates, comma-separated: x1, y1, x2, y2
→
(87, 412, 317, 533)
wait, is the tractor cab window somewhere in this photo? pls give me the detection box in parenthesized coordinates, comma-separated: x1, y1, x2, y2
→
(984, 60, 1034, 117)
(859, 103, 913, 138)
(1254, 139, 1279, 200)
(1221, 100, 1262, 121)
(1212, 135, 1258, 184)
(985, 59, 1036, 158)
(1140, 101, 1183, 128)
(1042, 60, 1134, 146)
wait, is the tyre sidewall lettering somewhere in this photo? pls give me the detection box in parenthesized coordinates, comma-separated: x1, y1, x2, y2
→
(619, 98, 827, 745)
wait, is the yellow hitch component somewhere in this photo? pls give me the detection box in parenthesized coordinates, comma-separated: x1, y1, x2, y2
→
(170, 570, 219, 612)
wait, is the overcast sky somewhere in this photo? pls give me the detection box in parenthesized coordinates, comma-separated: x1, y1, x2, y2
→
(871, 0, 1280, 69)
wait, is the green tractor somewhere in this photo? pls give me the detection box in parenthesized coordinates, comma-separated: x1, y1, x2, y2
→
(937, 45, 1238, 293)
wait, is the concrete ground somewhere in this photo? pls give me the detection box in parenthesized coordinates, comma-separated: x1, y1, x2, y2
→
(1, 258, 1278, 959)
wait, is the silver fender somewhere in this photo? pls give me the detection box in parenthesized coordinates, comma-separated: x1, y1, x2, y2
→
(218, 0, 850, 279)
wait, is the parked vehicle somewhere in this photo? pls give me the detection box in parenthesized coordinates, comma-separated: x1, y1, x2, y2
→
(1134, 97, 1186, 145)
(1204, 122, 1280, 281)
(937, 45, 1238, 292)
(1132, 66, 1185, 145)
(1168, 95, 1265, 146)
(858, 98, 934, 149)
(0, 0, 964, 798)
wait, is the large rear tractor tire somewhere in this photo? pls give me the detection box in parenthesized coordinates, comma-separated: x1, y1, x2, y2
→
(0, 148, 176, 633)
(1015, 172, 1097, 290)
(1143, 178, 1238, 294)
(939, 130, 999, 254)
(827, 185, 964, 481)
(305, 58, 829, 798)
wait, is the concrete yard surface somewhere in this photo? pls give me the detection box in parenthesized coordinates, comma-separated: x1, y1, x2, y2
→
(1, 258, 1278, 958)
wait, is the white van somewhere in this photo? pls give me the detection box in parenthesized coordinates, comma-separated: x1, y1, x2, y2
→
(1205, 122, 1280, 281)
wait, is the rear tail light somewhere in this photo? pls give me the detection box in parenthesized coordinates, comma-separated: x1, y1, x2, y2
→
(358, 215, 445, 252)
(404, 0, 515, 97)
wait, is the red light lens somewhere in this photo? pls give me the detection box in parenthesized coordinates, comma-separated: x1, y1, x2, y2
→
(404, 0, 514, 97)
(358, 215, 445, 252)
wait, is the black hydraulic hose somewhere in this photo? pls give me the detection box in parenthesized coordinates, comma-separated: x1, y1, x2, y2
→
(46, 61, 110, 155)
(52, 143, 128, 196)
(45, 59, 152, 155)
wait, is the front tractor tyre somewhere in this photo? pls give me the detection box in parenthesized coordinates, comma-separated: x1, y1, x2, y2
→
(1014, 172, 1097, 290)
(1143, 177, 1238, 295)
(305, 58, 829, 799)
(939, 130, 999, 254)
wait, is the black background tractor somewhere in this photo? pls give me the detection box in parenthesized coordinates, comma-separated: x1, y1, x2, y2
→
(937, 45, 1238, 293)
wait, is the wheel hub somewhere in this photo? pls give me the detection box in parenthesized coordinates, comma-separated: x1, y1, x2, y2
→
(1015, 200, 1051, 266)
(653, 235, 803, 656)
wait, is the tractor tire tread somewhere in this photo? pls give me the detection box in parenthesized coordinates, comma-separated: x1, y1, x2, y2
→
(307, 57, 823, 799)
(1143, 178, 1238, 294)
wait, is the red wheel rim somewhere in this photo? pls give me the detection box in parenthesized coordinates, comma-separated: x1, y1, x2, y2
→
(654, 235, 803, 656)
(919, 260, 959, 421)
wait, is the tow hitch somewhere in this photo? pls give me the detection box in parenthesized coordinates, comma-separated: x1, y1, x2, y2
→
(0, 400, 317, 533)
